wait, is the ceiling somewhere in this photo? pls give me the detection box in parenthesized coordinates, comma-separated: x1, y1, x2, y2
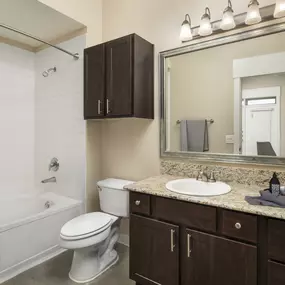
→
(0, 0, 86, 51)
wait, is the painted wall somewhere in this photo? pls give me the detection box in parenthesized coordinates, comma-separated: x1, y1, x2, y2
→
(38, 0, 103, 211)
(169, 31, 285, 154)
(0, 43, 35, 195)
(35, 35, 86, 201)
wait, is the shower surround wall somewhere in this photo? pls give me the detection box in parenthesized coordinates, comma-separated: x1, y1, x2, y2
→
(0, 35, 86, 202)
(35, 35, 86, 202)
(0, 43, 35, 194)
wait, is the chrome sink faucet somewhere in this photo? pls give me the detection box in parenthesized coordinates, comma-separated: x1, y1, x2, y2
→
(196, 170, 217, 183)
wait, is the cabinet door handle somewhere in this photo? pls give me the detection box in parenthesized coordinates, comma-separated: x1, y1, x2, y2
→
(171, 229, 175, 252)
(107, 99, 110, 114)
(187, 234, 192, 258)
(135, 200, 140, 206)
(97, 100, 101, 115)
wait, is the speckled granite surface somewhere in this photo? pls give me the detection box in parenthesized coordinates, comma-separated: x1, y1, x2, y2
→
(161, 159, 285, 187)
(125, 175, 285, 220)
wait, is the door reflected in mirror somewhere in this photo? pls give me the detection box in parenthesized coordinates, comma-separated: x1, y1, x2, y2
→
(165, 31, 285, 158)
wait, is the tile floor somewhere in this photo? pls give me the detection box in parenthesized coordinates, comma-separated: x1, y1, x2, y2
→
(3, 244, 135, 285)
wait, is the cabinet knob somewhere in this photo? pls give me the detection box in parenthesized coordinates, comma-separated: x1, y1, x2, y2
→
(235, 222, 242, 230)
(135, 200, 141, 206)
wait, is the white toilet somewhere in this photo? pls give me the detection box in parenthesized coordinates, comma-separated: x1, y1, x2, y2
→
(59, 178, 133, 284)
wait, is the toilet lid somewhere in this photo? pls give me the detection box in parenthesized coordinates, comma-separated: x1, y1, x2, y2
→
(60, 212, 112, 239)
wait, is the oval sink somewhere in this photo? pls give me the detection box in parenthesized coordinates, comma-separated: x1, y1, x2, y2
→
(166, 179, 231, 197)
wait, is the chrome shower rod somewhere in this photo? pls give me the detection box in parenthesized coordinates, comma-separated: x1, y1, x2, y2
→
(0, 23, 79, 59)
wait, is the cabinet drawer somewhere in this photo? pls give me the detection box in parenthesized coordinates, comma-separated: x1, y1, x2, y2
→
(152, 196, 216, 232)
(221, 210, 257, 243)
(130, 192, 151, 215)
(268, 219, 285, 263)
(268, 261, 285, 285)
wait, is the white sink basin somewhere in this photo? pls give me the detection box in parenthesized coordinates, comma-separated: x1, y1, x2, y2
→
(166, 179, 231, 197)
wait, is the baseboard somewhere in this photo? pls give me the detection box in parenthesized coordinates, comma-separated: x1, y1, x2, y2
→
(118, 234, 129, 247)
(0, 245, 66, 284)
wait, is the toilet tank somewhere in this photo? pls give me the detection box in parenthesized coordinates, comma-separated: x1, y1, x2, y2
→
(97, 178, 134, 217)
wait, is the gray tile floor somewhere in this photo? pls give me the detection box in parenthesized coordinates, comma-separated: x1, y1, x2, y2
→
(3, 244, 135, 285)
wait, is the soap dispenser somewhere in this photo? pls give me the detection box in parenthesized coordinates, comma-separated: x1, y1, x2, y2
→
(269, 172, 280, 197)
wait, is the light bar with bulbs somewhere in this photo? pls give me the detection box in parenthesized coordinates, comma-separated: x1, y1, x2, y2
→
(180, 0, 285, 42)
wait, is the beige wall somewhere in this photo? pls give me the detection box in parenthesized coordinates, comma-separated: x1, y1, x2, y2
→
(39, 0, 102, 47)
(169, 32, 285, 154)
(39, 0, 103, 212)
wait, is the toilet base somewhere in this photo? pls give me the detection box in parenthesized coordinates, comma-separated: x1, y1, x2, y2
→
(69, 253, 119, 284)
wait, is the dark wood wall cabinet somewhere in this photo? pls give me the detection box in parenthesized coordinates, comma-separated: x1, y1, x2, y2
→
(84, 34, 154, 120)
(129, 192, 285, 285)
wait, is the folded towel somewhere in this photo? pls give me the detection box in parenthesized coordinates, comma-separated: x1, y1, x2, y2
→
(245, 190, 285, 208)
(180, 120, 209, 152)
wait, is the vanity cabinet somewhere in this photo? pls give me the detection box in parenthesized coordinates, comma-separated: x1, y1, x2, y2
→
(84, 34, 154, 120)
(129, 192, 285, 285)
(182, 229, 257, 285)
(130, 214, 179, 285)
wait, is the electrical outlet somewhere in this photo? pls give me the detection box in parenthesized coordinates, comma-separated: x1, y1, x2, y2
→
(225, 135, 234, 144)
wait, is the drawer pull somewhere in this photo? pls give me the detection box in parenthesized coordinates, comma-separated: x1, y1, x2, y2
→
(135, 200, 141, 206)
(235, 222, 242, 229)
(171, 229, 176, 252)
(187, 234, 192, 258)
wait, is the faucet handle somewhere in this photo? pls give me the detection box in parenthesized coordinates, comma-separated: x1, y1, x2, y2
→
(209, 171, 218, 183)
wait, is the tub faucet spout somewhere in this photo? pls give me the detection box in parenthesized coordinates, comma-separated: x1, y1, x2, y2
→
(41, 177, 57, 183)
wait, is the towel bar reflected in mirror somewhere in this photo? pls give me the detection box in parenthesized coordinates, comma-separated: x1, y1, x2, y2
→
(176, 119, 214, 124)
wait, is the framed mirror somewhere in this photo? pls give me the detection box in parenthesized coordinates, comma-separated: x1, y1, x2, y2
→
(160, 8, 285, 165)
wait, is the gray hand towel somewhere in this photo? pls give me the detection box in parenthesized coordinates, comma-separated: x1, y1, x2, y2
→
(180, 120, 209, 152)
(245, 190, 285, 208)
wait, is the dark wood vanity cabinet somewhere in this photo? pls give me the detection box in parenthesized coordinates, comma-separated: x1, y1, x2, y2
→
(84, 34, 154, 120)
(129, 192, 285, 285)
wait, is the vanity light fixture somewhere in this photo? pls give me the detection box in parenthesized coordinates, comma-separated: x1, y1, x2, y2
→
(245, 0, 262, 25)
(180, 14, 192, 42)
(220, 0, 236, 30)
(274, 0, 285, 18)
(199, 7, 213, 36)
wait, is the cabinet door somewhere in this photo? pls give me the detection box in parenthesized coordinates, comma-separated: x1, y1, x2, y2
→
(182, 229, 257, 285)
(130, 214, 179, 285)
(106, 35, 133, 117)
(268, 261, 285, 285)
(84, 44, 105, 119)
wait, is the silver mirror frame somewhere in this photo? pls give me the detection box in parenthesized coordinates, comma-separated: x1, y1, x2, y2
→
(160, 6, 285, 166)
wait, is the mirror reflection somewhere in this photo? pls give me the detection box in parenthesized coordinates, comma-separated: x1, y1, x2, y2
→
(165, 31, 285, 157)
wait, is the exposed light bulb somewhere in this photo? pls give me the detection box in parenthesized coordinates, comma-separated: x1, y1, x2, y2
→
(274, 0, 285, 18)
(199, 7, 213, 36)
(245, 0, 261, 25)
(180, 14, 192, 42)
(220, 0, 236, 30)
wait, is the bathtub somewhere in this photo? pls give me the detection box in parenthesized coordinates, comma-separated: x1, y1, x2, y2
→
(0, 192, 82, 283)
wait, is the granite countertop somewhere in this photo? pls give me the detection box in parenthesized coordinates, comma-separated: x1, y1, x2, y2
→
(125, 175, 285, 220)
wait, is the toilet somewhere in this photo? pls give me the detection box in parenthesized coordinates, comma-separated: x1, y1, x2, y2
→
(59, 178, 133, 284)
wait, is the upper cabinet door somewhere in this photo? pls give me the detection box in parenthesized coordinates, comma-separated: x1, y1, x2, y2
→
(182, 229, 257, 285)
(106, 35, 133, 117)
(84, 44, 105, 119)
(130, 214, 179, 285)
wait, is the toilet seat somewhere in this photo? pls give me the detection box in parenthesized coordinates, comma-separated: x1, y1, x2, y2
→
(60, 212, 113, 241)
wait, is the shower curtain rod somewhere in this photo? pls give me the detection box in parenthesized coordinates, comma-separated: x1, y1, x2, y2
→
(0, 23, 79, 59)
